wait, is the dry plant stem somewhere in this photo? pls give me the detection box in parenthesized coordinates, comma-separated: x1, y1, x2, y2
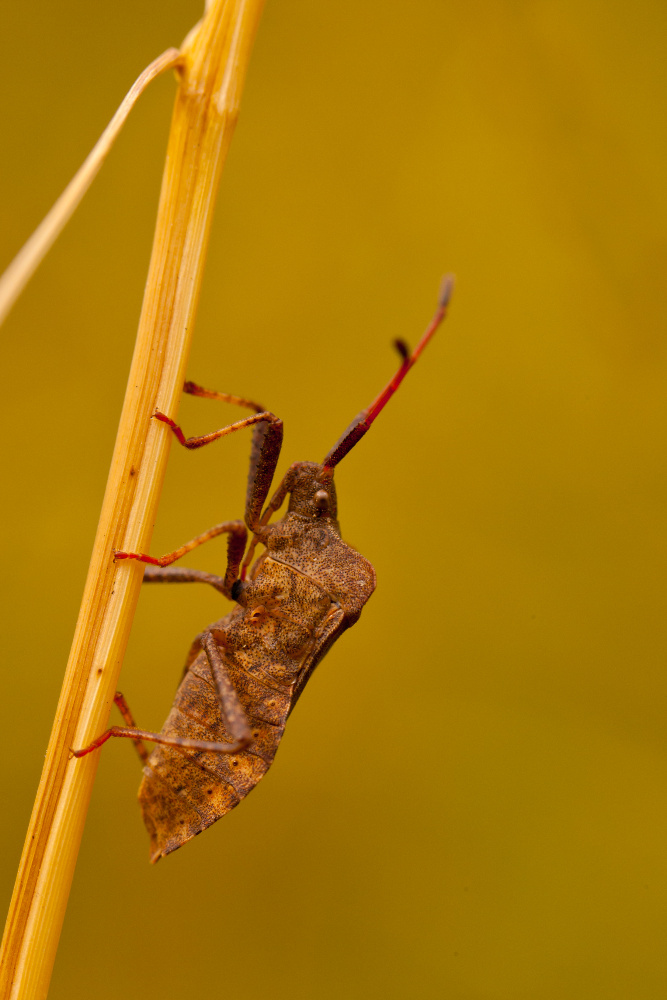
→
(0, 2, 265, 998)
(0, 48, 181, 329)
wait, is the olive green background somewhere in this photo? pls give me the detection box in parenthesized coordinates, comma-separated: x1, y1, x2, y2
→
(2, 2, 666, 997)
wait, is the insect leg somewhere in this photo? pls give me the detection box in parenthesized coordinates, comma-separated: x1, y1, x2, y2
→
(155, 399, 285, 547)
(179, 380, 285, 531)
(116, 520, 247, 599)
(182, 381, 265, 413)
(153, 408, 282, 452)
(240, 461, 309, 577)
(142, 566, 228, 595)
(200, 631, 252, 750)
(71, 631, 252, 761)
(71, 727, 250, 759)
(72, 664, 250, 761)
(113, 692, 149, 764)
(157, 380, 289, 544)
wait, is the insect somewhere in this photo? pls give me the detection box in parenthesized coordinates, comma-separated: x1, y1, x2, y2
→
(73, 277, 453, 862)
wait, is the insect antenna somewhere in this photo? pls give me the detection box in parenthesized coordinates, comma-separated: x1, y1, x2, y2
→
(322, 274, 454, 471)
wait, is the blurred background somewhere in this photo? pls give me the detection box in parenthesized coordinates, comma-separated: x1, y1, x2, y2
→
(1, 1, 666, 997)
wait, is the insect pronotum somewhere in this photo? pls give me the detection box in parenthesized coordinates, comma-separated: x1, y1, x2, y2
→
(73, 277, 453, 862)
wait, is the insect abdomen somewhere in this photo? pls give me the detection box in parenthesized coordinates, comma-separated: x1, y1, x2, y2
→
(138, 651, 292, 862)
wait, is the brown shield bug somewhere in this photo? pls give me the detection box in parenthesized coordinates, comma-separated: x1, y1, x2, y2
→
(73, 276, 453, 862)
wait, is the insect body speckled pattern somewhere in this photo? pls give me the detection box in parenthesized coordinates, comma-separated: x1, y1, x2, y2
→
(139, 466, 375, 860)
(73, 277, 452, 862)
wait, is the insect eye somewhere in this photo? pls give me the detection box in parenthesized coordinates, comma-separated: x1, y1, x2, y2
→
(314, 490, 329, 511)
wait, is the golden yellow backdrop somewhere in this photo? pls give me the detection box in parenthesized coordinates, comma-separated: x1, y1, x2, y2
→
(2, 1, 666, 997)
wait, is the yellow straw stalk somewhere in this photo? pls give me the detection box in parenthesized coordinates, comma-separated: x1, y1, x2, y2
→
(0, 1, 265, 997)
